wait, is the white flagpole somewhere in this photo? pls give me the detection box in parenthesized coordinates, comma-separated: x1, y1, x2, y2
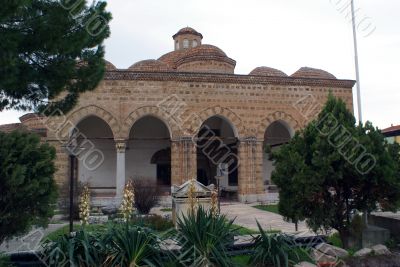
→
(351, 0, 363, 123)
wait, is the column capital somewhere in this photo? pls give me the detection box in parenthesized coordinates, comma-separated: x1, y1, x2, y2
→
(115, 140, 127, 153)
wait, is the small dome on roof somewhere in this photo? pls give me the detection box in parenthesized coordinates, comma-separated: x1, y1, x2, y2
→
(128, 59, 172, 72)
(291, 67, 336, 79)
(173, 27, 203, 39)
(249, 67, 288, 77)
(105, 60, 117, 70)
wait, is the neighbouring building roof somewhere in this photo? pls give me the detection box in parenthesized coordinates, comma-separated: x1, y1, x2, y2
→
(382, 125, 400, 137)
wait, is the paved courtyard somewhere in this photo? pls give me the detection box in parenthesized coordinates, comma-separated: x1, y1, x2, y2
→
(220, 202, 311, 234)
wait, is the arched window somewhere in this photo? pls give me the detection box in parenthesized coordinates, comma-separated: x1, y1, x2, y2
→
(183, 39, 189, 48)
(192, 40, 198, 47)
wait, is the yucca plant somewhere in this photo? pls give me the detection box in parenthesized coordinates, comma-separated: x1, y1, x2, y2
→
(103, 223, 162, 267)
(250, 221, 312, 267)
(174, 206, 237, 267)
(42, 229, 105, 267)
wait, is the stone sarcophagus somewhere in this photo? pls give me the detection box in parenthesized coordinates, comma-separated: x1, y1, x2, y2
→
(171, 179, 215, 225)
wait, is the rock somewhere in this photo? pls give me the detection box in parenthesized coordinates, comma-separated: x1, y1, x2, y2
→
(315, 242, 349, 258)
(311, 248, 337, 263)
(88, 215, 108, 224)
(371, 244, 391, 255)
(101, 205, 118, 215)
(354, 248, 372, 257)
(294, 262, 317, 267)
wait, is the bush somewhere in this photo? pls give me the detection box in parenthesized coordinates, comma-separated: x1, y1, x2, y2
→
(174, 206, 237, 267)
(250, 221, 312, 267)
(133, 179, 159, 214)
(132, 215, 174, 232)
(0, 131, 57, 244)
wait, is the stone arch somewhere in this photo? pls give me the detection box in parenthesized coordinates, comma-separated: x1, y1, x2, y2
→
(63, 105, 119, 138)
(256, 111, 300, 139)
(121, 106, 181, 139)
(190, 106, 244, 138)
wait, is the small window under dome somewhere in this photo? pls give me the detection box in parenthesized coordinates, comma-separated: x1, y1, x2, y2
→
(183, 39, 189, 48)
(192, 40, 198, 47)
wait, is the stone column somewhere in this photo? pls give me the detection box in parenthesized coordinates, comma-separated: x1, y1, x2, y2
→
(237, 137, 265, 203)
(171, 136, 197, 186)
(115, 140, 127, 200)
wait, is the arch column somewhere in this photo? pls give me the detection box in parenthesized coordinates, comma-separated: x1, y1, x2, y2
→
(238, 137, 265, 203)
(115, 140, 127, 200)
(171, 137, 197, 186)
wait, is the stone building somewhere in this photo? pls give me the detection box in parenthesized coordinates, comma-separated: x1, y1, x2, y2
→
(0, 27, 355, 204)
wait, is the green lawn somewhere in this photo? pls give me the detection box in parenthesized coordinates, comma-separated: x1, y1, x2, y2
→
(160, 208, 172, 212)
(253, 204, 280, 214)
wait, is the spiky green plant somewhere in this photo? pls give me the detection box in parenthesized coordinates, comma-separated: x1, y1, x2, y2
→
(175, 206, 237, 267)
(103, 223, 162, 267)
(42, 229, 105, 267)
(250, 220, 312, 267)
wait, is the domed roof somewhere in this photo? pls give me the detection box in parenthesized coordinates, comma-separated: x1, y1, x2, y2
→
(105, 60, 117, 70)
(176, 44, 235, 66)
(173, 27, 203, 39)
(291, 67, 336, 79)
(158, 50, 187, 69)
(249, 67, 288, 77)
(128, 59, 172, 72)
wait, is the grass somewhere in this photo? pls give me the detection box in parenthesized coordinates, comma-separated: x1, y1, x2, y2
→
(43, 224, 106, 242)
(232, 255, 251, 266)
(160, 208, 172, 212)
(253, 204, 280, 214)
(232, 224, 259, 235)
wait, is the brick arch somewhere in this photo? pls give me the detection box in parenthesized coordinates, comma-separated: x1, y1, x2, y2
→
(256, 111, 300, 139)
(121, 106, 181, 139)
(189, 106, 244, 138)
(64, 105, 119, 138)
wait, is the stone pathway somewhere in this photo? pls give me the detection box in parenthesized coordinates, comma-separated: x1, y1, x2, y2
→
(220, 202, 312, 234)
(0, 223, 67, 253)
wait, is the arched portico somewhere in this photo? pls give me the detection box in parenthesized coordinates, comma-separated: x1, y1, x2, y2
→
(196, 115, 239, 199)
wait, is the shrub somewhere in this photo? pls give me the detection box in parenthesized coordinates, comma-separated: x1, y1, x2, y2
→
(0, 131, 57, 244)
(250, 221, 312, 267)
(132, 215, 174, 232)
(174, 206, 237, 267)
(133, 179, 159, 214)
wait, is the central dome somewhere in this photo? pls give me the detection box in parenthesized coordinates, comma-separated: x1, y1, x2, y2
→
(175, 44, 236, 74)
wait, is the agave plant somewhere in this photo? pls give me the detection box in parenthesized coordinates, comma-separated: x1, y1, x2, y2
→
(103, 223, 162, 267)
(42, 229, 105, 267)
(174, 206, 237, 267)
(250, 220, 311, 267)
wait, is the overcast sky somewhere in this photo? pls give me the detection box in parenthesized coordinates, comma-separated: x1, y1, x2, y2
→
(1, 0, 399, 129)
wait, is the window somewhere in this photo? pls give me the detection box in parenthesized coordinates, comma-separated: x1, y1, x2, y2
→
(192, 40, 198, 47)
(183, 39, 189, 48)
(175, 41, 179, 50)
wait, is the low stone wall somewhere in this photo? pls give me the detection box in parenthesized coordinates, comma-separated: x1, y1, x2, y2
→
(369, 214, 400, 241)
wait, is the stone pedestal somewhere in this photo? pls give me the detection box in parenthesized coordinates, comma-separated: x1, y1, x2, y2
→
(171, 180, 214, 225)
